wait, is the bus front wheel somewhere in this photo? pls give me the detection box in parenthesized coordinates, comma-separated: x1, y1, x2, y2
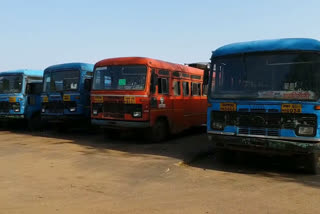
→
(147, 119, 169, 143)
(304, 151, 320, 174)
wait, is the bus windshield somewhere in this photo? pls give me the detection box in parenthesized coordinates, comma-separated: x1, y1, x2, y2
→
(0, 75, 23, 94)
(92, 65, 147, 91)
(43, 70, 80, 93)
(211, 52, 320, 101)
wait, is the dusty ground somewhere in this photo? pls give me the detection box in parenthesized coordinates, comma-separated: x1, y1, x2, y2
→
(0, 128, 319, 214)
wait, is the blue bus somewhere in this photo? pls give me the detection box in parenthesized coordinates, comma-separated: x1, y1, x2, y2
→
(207, 38, 320, 174)
(41, 63, 94, 126)
(0, 69, 44, 129)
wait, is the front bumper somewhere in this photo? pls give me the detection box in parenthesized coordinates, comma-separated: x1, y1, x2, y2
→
(92, 119, 150, 129)
(208, 132, 320, 155)
(41, 114, 88, 123)
(0, 114, 25, 120)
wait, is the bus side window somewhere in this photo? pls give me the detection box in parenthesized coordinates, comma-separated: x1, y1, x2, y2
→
(173, 81, 181, 96)
(158, 78, 168, 94)
(183, 82, 189, 96)
(191, 83, 201, 96)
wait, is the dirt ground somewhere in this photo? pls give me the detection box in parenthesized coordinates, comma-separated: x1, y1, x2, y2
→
(0, 128, 319, 214)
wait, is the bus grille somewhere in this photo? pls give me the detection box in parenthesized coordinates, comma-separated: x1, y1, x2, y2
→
(0, 102, 10, 113)
(238, 127, 280, 137)
(211, 111, 317, 136)
(45, 101, 64, 113)
(103, 103, 142, 119)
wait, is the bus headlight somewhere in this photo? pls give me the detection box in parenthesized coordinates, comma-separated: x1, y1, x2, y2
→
(69, 107, 77, 112)
(132, 112, 142, 118)
(297, 126, 315, 136)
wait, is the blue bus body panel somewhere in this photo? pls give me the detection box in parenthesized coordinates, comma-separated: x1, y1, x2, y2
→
(212, 38, 320, 58)
(0, 70, 43, 120)
(42, 63, 94, 121)
(208, 38, 320, 153)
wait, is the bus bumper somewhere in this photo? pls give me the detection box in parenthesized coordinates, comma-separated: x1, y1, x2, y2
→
(0, 114, 25, 120)
(208, 133, 320, 155)
(92, 119, 150, 129)
(42, 115, 87, 123)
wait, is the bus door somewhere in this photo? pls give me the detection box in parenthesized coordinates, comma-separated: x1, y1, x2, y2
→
(182, 80, 192, 128)
(156, 70, 172, 118)
(171, 78, 184, 133)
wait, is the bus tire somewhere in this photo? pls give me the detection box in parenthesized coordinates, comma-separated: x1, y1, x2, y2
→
(304, 151, 320, 174)
(148, 119, 169, 143)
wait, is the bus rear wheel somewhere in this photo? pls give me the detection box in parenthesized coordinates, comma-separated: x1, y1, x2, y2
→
(147, 119, 169, 143)
(304, 151, 320, 174)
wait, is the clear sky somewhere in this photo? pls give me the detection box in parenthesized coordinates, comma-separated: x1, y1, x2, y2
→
(0, 0, 319, 70)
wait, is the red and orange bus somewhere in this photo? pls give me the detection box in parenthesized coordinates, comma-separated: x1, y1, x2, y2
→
(91, 57, 207, 141)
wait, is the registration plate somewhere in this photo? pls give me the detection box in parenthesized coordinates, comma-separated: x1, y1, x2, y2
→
(220, 103, 237, 111)
(9, 97, 16, 103)
(94, 96, 104, 103)
(124, 96, 136, 104)
(281, 104, 302, 113)
(43, 96, 48, 103)
(63, 95, 71, 102)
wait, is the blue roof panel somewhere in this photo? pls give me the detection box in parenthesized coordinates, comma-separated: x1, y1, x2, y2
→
(0, 69, 43, 77)
(212, 38, 320, 58)
(44, 63, 94, 73)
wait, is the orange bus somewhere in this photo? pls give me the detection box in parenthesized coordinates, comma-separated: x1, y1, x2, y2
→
(91, 57, 207, 141)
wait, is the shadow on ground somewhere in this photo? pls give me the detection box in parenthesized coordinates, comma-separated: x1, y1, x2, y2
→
(2, 125, 320, 189)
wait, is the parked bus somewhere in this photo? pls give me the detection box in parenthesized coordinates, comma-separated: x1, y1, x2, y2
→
(41, 63, 94, 127)
(91, 57, 207, 141)
(0, 69, 43, 130)
(206, 38, 320, 174)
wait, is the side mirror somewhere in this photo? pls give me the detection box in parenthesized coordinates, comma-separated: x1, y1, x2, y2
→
(203, 64, 210, 85)
(84, 79, 92, 91)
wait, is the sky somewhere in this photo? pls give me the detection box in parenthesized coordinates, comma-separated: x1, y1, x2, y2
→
(0, 0, 320, 70)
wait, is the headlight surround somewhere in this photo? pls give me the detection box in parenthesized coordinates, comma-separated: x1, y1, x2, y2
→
(11, 103, 20, 113)
(297, 126, 315, 137)
(211, 121, 224, 130)
(132, 111, 142, 118)
(92, 103, 103, 115)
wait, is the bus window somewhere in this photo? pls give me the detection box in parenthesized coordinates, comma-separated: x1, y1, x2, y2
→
(173, 81, 181, 96)
(183, 82, 189, 96)
(191, 83, 201, 96)
(158, 78, 168, 94)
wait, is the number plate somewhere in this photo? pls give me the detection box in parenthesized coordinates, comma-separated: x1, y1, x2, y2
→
(63, 95, 71, 101)
(94, 96, 104, 103)
(9, 97, 16, 103)
(220, 103, 237, 111)
(281, 104, 302, 113)
(124, 96, 136, 104)
(43, 96, 48, 103)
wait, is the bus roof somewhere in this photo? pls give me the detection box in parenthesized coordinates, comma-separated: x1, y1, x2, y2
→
(95, 57, 204, 75)
(44, 63, 94, 73)
(0, 69, 43, 77)
(212, 38, 320, 58)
